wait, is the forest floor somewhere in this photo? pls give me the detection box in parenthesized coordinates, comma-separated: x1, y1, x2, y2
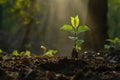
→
(0, 49, 120, 80)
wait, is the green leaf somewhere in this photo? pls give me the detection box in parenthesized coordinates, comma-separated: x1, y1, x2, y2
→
(24, 50, 31, 56)
(106, 39, 115, 43)
(68, 36, 78, 41)
(75, 45, 81, 51)
(77, 25, 89, 33)
(75, 15, 79, 27)
(61, 25, 74, 33)
(20, 51, 25, 56)
(71, 15, 79, 28)
(114, 37, 120, 42)
(106, 37, 120, 48)
(76, 40, 84, 46)
(41, 45, 47, 52)
(71, 17, 75, 27)
(104, 45, 110, 49)
(45, 50, 57, 57)
(12, 50, 19, 56)
(0, 49, 2, 52)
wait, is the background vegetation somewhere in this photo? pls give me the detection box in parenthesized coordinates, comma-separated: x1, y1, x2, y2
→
(0, 0, 120, 55)
(108, 0, 120, 38)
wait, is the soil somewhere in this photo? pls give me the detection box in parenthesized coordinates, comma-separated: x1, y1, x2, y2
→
(0, 49, 120, 80)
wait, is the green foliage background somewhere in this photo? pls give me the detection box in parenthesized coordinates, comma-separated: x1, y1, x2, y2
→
(0, 0, 49, 52)
(1, 0, 120, 38)
(0, 0, 39, 33)
(108, 0, 120, 38)
(0, 0, 120, 52)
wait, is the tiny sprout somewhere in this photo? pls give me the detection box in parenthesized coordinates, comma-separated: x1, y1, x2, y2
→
(45, 50, 57, 57)
(20, 50, 31, 57)
(12, 50, 19, 56)
(104, 37, 120, 49)
(41, 45, 47, 53)
(0, 49, 3, 54)
(20, 51, 25, 56)
(12, 50, 31, 57)
(24, 50, 31, 56)
(41, 45, 58, 57)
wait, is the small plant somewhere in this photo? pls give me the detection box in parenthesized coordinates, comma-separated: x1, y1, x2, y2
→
(20, 50, 31, 57)
(41, 45, 58, 57)
(12, 50, 31, 57)
(60, 15, 89, 58)
(12, 50, 19, 56)
(0, 49, 3, 54)
(104, 37, 120, 49)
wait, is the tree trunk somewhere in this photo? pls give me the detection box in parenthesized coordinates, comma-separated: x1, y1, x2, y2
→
(0, 5, 3, 29)
(83, 0, 108, 51)
(20, 0, 36, 51)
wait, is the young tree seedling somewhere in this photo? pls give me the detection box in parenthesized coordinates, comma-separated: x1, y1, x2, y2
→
(61, 15, 89, 58)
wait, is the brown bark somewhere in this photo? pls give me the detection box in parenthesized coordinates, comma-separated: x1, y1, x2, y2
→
(82, 0, 108, 51)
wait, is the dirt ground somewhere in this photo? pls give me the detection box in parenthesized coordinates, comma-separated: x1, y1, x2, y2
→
(0, 49, 120, 80)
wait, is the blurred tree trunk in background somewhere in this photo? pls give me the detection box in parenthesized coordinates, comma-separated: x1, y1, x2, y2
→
(0, 5, 2, 29)
(83, 0, 108, 51)
(20, 0, 36, 51)
(108, 0, 120, 38)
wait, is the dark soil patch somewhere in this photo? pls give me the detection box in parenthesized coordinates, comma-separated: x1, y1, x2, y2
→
(0, 49, 120, 80)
